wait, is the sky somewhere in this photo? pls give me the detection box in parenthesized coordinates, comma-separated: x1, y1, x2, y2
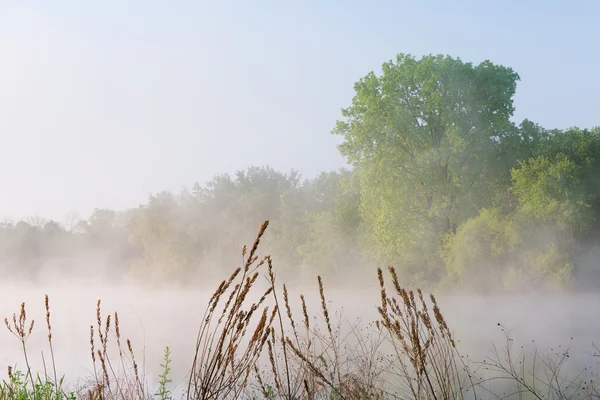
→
(0, 0, 599, 222)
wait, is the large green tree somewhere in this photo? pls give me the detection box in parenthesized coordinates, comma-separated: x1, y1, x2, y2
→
(332, 53, 521, 282)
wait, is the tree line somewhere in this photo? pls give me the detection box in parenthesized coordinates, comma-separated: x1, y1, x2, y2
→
(3, 53, 600, 291)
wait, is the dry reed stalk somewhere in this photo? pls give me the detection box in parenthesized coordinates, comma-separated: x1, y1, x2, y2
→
(187, 220, 276, 400)
(333, 318, 389, 400)
(267, 257, 292, 396)
(4, 302, 35, 392)
(93, 300, 114, 398)
(44, 294, 59, 396)
(88, 298, 146, 399)
(255, 255, 311, 400)
(90, 324, 98, 381)
(248, 232, 371, 400)
(127, 337, 145, 397)
(114, 310, 130, 390)
(317, 275, 343, 390)
(254, 273, 355, 400)
(376, 266, 477, 400)
(285, 336, 343, 399)
(299, 293, 317, 397)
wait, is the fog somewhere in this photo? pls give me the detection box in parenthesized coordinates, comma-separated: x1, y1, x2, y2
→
(1, 278, 599, 398)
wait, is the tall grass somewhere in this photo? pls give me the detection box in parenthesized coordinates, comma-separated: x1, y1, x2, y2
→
(0, 220, 598, 399)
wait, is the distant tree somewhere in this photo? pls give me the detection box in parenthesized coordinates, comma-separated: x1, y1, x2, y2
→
(511, 153, 593, 236)
(8, 221, 43, 279)
(25, 215, 47, 228)
(64, 211, 82, 232)
(443, 206, 575, 292)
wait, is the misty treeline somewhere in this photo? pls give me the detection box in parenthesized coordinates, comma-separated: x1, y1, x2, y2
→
(3, 53, 600, 292)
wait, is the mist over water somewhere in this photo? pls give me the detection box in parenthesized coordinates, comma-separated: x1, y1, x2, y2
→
(1, 276, 599, 398)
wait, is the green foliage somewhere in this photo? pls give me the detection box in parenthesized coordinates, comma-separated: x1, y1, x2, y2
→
(442, 208, 517, 291)
(155, 347, 173, 400)
(519, 241, 574, 291)
(442, 208, 575, 292)
(511, 153, 593, 234)
(0, 369, 76, 400)
(297, 211, 346, 280)
(263, 385, 276, 400)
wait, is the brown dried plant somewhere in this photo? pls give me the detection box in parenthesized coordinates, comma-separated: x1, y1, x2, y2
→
(86, 299, 146, 399)
(252, 256, 313, 400)
(44, 294, 59, 397)
(4, 301, 35, 392)
(187, 220, 275, 400)
(375, 266, 477, 400)
(257, 268, 386, 400)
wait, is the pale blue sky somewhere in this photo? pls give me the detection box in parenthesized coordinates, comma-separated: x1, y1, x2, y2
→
(0, 0, 598, 222)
